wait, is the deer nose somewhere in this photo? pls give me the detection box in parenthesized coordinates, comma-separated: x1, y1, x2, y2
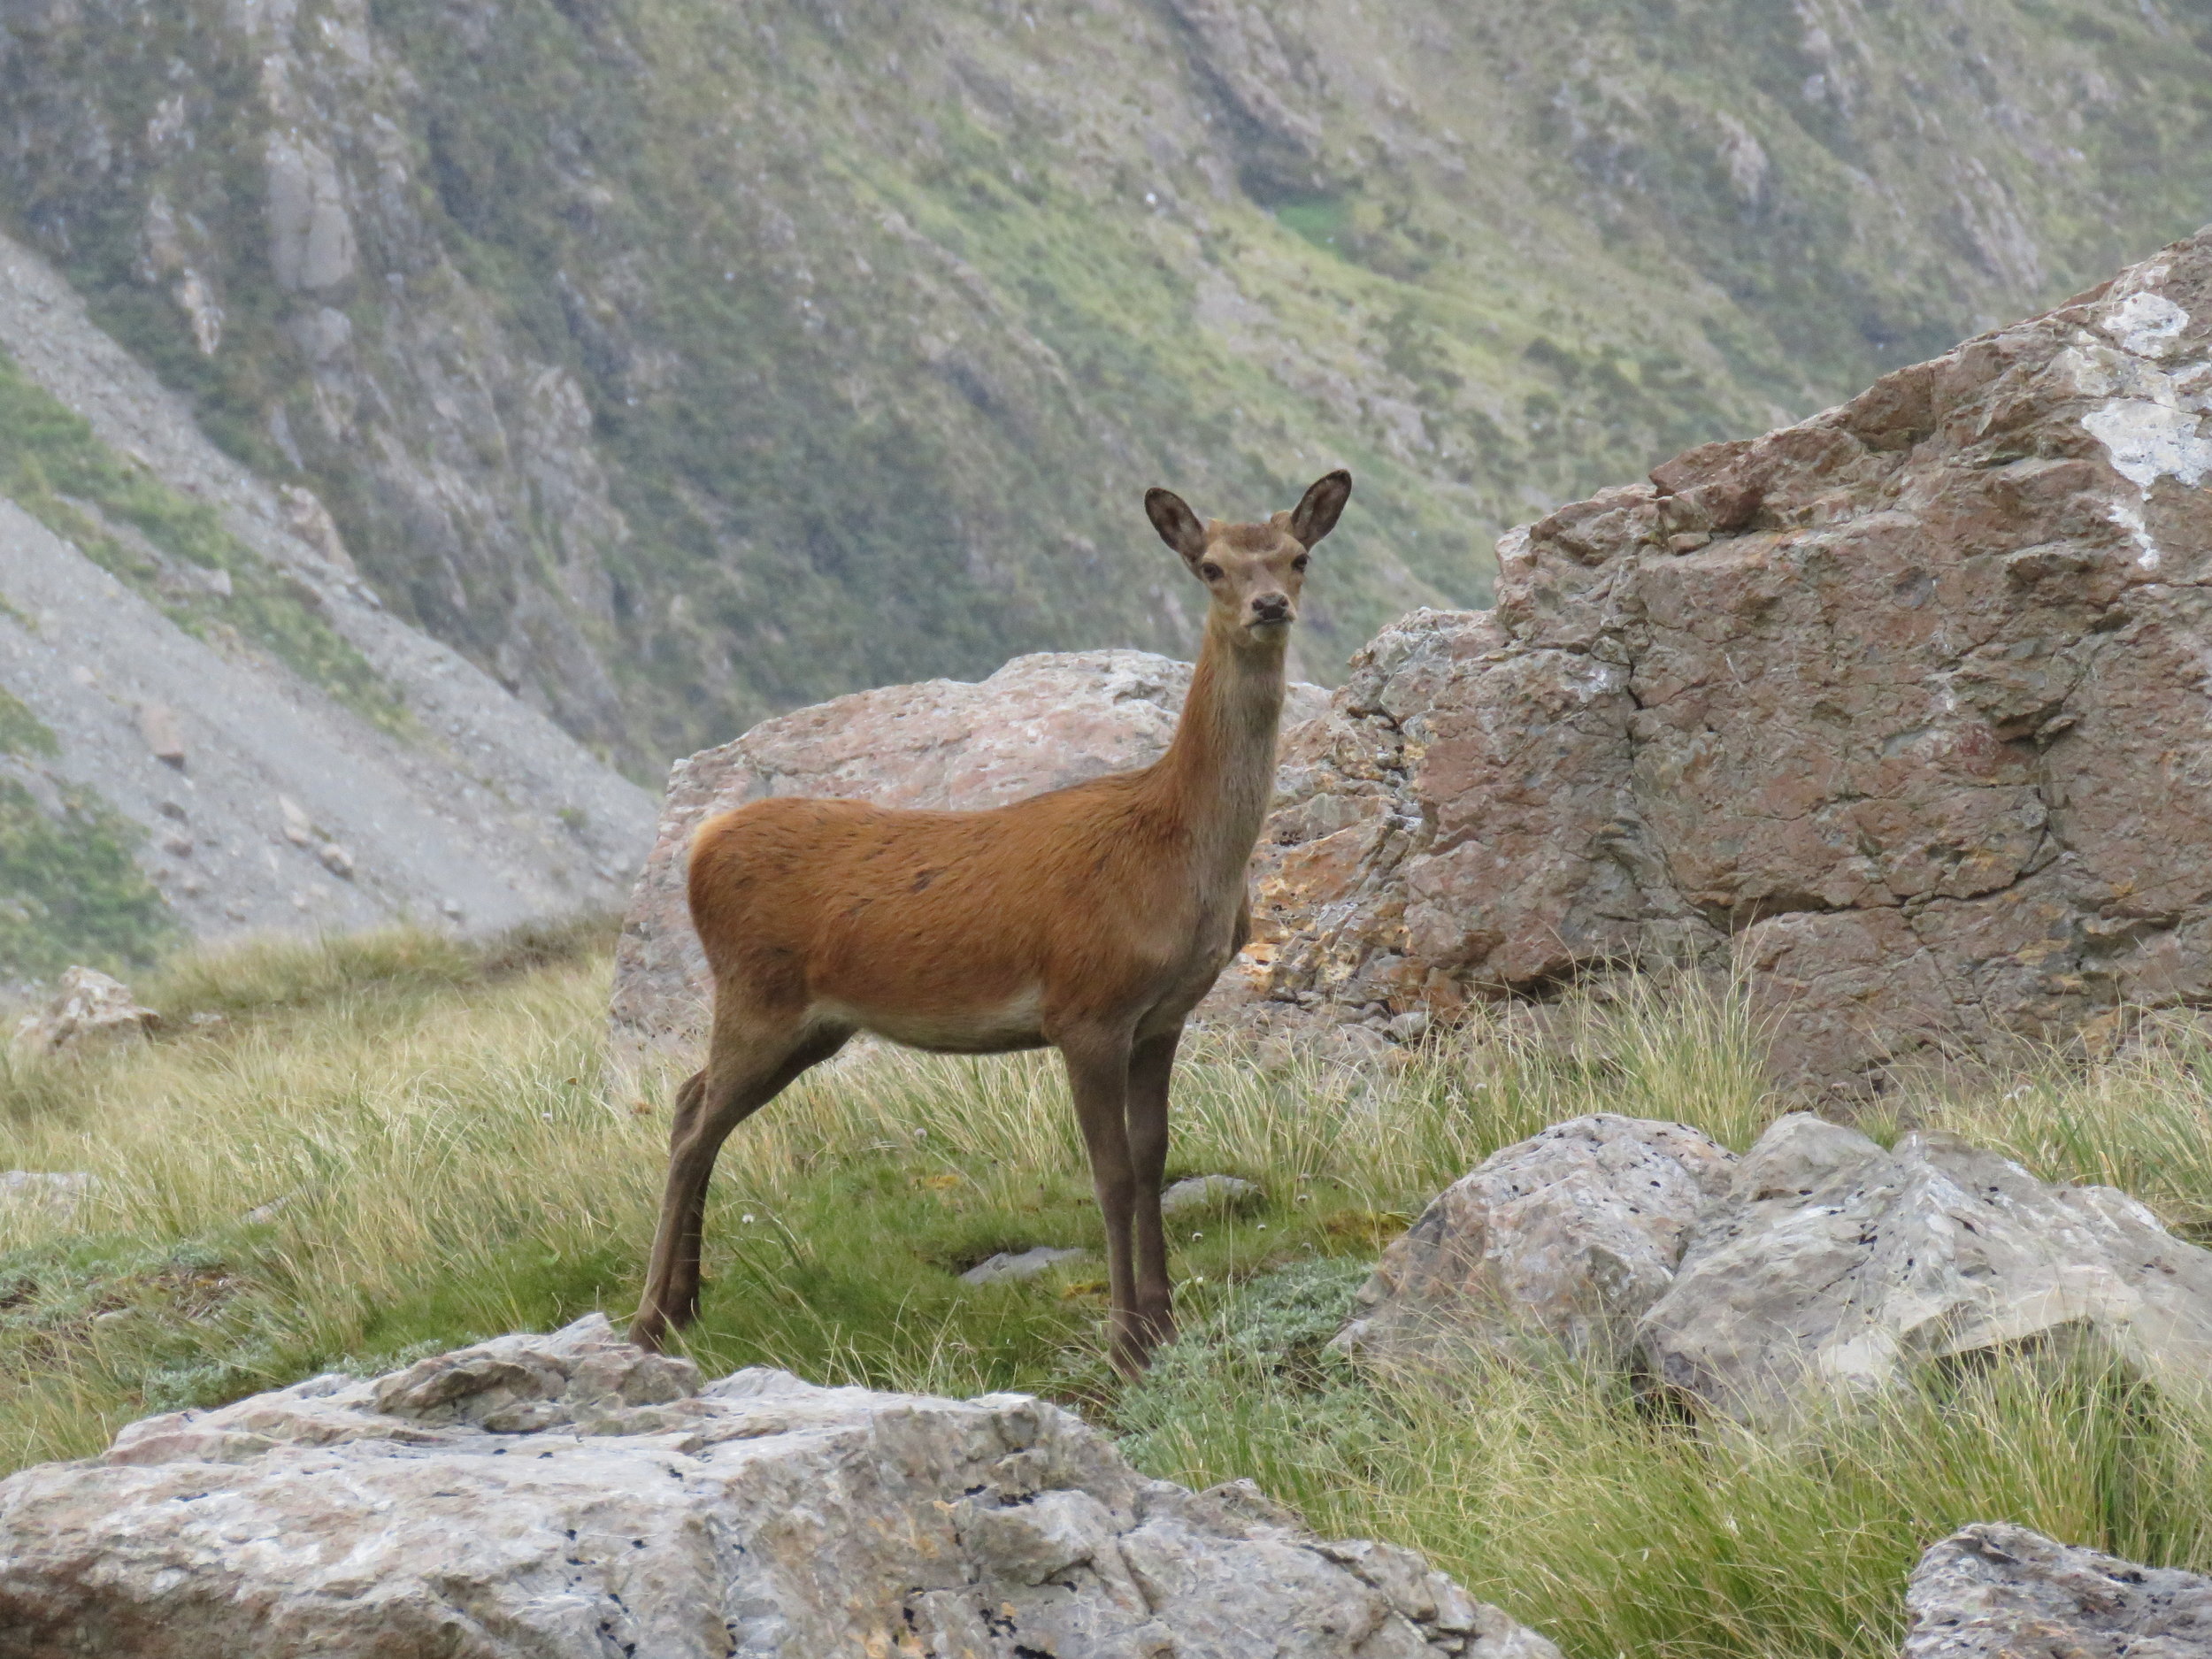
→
(1251, 594, 1292, 623)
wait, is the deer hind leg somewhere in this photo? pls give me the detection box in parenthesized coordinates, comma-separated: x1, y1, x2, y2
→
(1125, 1026, 1181, 1358)
(629, 1010, 848, 1352)
(1059, 1021, 1149, 1377)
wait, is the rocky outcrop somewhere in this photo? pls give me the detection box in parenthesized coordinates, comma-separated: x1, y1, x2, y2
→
(10, 967, 156, 1056)
(0, 1313, 1559, 1659)
(1333, 1116, 1736, 1366)
(1251, 230, 2212, 1090)
(1640, 1115, 2212, 1429)
(608, 651, 1325, 1074)
(1903, 1524, 2212, 1659)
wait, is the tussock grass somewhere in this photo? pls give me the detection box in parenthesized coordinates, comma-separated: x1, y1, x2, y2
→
(5, 931, 2212, 1656)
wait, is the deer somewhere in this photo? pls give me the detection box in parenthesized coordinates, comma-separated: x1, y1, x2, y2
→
(628, 469, 1352, 1376)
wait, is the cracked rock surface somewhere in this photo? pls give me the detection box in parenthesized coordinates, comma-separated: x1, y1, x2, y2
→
(1640, 1114, 2212, 1429)
(1903, 1523, 2212, 1659)
(0, 1313, 1555, 1659)
(1336, 1115, 1737, 1367)
(1247, 228, 2212, 1090)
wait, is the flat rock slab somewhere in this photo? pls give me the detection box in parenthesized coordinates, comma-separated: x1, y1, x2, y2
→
(1160, 1174, 1262, 1217)
(0, 1314, 1557, 1659)
(608, 650, 1327, 1078)
(1640, 1114, 2212, 1427)
(1335, 1114, 1736, 1365)
(960, 1245, 1088, 1285)
(1904, 1523, 2212, 1658)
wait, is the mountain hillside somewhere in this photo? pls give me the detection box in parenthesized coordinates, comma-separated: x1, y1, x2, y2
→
(0, 230, 654, 983)
(3, 0, 2208, 764)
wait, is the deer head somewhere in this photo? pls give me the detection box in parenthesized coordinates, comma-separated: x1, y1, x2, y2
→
(1143, 470, 1351, 641)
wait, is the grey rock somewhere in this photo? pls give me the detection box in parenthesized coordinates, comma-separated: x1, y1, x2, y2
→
(0, 1315, 1558, 1659)
(0, 1171, 93, 1225)
(1336, 1115, 1736, 1366)
(10, 967, 157, 1056)
(1640, 1114, 2212, 1427)
(1903, 1522, 2212, 1658)
(961, 1245, 1088, 1285)
(1160, 1174, 1262, 1217)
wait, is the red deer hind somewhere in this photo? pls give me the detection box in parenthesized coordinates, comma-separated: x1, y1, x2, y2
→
(630, 470, 1353, 1374)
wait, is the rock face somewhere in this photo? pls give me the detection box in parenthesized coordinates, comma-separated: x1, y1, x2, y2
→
(1640, 1114, 2212, 1428)
(1903, 1523, 2212, 1659)
(0, 1313, 1558, 1659)
(10, 967, 157, 1056)
(1250, 229, 2212, 1089)
(1334, 1116, 1736, 1366)
(608, 651, 1325, 1074)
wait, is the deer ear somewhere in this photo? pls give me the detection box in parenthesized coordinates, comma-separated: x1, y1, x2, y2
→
(1145, 488, 1209, 565)
(1289, 469, 1352, 548)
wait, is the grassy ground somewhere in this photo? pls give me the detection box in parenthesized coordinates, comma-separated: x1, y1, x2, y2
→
(4, 927, 2212, 1655)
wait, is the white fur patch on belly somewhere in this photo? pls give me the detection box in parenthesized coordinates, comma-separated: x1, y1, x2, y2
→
(814, 987, 1044, 1054)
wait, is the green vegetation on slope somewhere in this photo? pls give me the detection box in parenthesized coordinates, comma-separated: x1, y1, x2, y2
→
(0, 779, 177, 976)
(8, 935, 2212, 1655)
(9, 0, 2208, 764)
(0, 348, 408, 733)
(0, 689, 58, 760)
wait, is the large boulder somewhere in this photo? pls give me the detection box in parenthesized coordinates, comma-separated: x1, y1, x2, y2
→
(0, 1314, 1557, 1659)
(1250, 228, 2212, 1090)
(1333, 1115, 1736, 1367)
(1639, 1114, 2212, 1428)
(1903, 1523, 2212, 1658)
(609, 649, 1325, 1075)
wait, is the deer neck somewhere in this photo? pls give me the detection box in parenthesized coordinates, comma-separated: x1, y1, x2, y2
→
(1148, 611, 1287, 892)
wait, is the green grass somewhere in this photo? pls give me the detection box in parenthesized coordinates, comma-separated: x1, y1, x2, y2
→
(4, 932, 2212, 1656)
(0, 688, 57, 759)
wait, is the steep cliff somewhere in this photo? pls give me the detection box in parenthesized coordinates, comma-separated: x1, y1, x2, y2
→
(3, 0, 2208, 764)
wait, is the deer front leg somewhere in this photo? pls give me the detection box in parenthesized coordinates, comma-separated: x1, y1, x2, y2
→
(1059, 1022, 1148, 1377)
(1125, 1026, 1181, 1357)
(630, 1024, 845, 1353)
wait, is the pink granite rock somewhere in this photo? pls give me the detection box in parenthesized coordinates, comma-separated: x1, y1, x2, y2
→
(1250, 229, 2212, 1090)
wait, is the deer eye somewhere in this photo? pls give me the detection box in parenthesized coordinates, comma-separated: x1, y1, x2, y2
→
(1199, 562, 1224, 580)
(1292, 554, 1310, 572)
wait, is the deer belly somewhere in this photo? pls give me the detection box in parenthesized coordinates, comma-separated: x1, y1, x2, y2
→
(814, 987, 1048, 1055)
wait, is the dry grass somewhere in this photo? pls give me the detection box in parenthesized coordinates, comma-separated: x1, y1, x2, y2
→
(5, 930, 2212, 1656)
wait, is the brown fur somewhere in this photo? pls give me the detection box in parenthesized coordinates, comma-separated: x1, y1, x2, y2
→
(629, 470, 1353, 1374)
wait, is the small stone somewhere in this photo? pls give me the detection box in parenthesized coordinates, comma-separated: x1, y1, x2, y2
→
(960, 1246, 1087, 1286)
(160, 833, 192, 858)
(317, 842, 355, 879)
(441, 899, 464, 920)
(135, 703, 185, 768)
(1160, 1174, 1261, 1217)
(0, 1171, 94, 1224)
(11, 969, 158, 1057)
(1386, 1010, 1430, 1042)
